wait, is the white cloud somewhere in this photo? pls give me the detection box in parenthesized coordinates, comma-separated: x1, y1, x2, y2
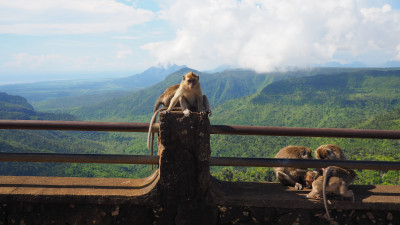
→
(143, 0, 400, 72)
(2, 53, 62, 68)
(0, 0, 154, 34)
(116, 49, 133, 59)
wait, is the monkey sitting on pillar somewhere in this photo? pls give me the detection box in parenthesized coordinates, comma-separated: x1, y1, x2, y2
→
(273, 146, 313, 190)
(147, 71, 211, 156)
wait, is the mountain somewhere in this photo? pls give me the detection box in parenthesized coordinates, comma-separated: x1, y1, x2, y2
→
(0, 92, 151, 178)
(111, 64, 187, 88)
(0, 92, 76, 120)
(65, 68, 273, 121)
(211, 69, 400, 127)
(64, 67, 364, 122)
(0, 65, 185, 103)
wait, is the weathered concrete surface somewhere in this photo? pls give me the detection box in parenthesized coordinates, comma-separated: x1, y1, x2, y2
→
(0, 171, 159, 204)
(156, 111, 216, 225)
(212, 178, 400, 210)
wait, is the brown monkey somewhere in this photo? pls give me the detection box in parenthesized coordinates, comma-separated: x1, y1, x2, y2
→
(273, 146, 313, 190)
(152, 84, 180, 113)
(315, 144, 347, 160)
(307, 166, 356, 220)
(304, 170, 319, 189)
(147, 71, 211, 156)
(313, 144, 356, 220)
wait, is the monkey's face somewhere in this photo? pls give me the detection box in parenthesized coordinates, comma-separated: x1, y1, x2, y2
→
(315, 144, 345, 160)
(182, 72, 199, 89)
(305, 171, 319, 188)
(300, 147, 313, 159)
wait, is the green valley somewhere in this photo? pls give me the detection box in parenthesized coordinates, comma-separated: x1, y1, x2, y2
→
(1, 68, 400, 185)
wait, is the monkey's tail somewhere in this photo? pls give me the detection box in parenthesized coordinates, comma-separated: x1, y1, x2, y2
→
(147, 107, 167, 153)
(153, 102, 162, 113)
(323, 166, 333, 220)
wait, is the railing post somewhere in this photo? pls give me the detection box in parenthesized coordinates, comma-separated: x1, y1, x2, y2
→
(155, 112, 216, 225)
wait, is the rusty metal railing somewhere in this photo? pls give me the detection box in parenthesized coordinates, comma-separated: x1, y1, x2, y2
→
(2, 119, 400, 139)
(1, 152, 400, 170)
(1, 119, 400, 170)
(0, 153, 159, 165)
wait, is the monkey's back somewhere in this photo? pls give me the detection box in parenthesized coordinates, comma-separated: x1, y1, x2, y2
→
(325, 166, 356, 184)
(273, 146, 312, 182)
(153, 84, 180, 112)
(315, 144, 346, 160)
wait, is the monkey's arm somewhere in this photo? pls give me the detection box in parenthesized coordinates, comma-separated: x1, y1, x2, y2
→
(276, 171, 304, 190)
(202, 95, 211, 116)
(196, 94, 203, 113)
(179, 96, 193, 117)
(167, 91, 181, 111)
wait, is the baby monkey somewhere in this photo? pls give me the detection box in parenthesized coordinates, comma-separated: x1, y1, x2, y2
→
(147, 71, 211, 156)
(306, 166, 356, 220)
(273, 146, 313, 190)
(310, 144, 356, 220)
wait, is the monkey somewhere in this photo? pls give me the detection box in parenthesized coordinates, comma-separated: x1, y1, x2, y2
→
(306, 166, 356, 220)
(313, 144, 356, 220)
(304, 170, 319, 189)
(273, 146, 313, 190)
(315, 144, 347, 161)
(147, 71, 211, 159)
(152, 84, 181, 113)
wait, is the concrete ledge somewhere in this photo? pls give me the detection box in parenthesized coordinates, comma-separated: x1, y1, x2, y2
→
(0, 172, 159, 205)
(212, 178, 400, 211)
(0, 175, 398, 211)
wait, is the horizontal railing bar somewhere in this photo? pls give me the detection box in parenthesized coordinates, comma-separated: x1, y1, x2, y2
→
(0, 120, 150, 132)
(210, 157, 400, 170)
(0, 153, 399, 170)
(1, 120, 400, 139)
(210, 125, 400, 139)
(0, 153, 159, 165)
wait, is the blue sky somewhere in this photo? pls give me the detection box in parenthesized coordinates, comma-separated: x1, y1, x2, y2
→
(1, 0, 400, 84)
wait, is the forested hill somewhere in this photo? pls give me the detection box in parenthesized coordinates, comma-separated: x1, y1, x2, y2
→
(0, 93, 148, 178)
(209, 69, 400, 184)
(65, 67, 362, 122)
(66, 68, 274, 121)
(211, 69, 400, 128)
(0, 92, 76, 121)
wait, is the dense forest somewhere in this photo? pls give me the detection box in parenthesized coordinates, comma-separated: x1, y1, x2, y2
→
(1, 68, 400, 185)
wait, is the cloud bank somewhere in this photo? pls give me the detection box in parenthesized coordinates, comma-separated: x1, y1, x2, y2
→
(0, 0, 154, 34)
(143, 0, 400, 72)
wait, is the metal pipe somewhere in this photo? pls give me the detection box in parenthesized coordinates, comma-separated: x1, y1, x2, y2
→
(2, 120, 400, 139)
(0, 153, 159, 165)
(210, 157, 400, 170)
(210, 125, 400, 139)
(0, 120, 149, 132)
(1, 153, 399, 171)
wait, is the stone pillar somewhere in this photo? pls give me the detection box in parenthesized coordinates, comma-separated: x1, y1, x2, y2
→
(155, 112, 216, 225)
